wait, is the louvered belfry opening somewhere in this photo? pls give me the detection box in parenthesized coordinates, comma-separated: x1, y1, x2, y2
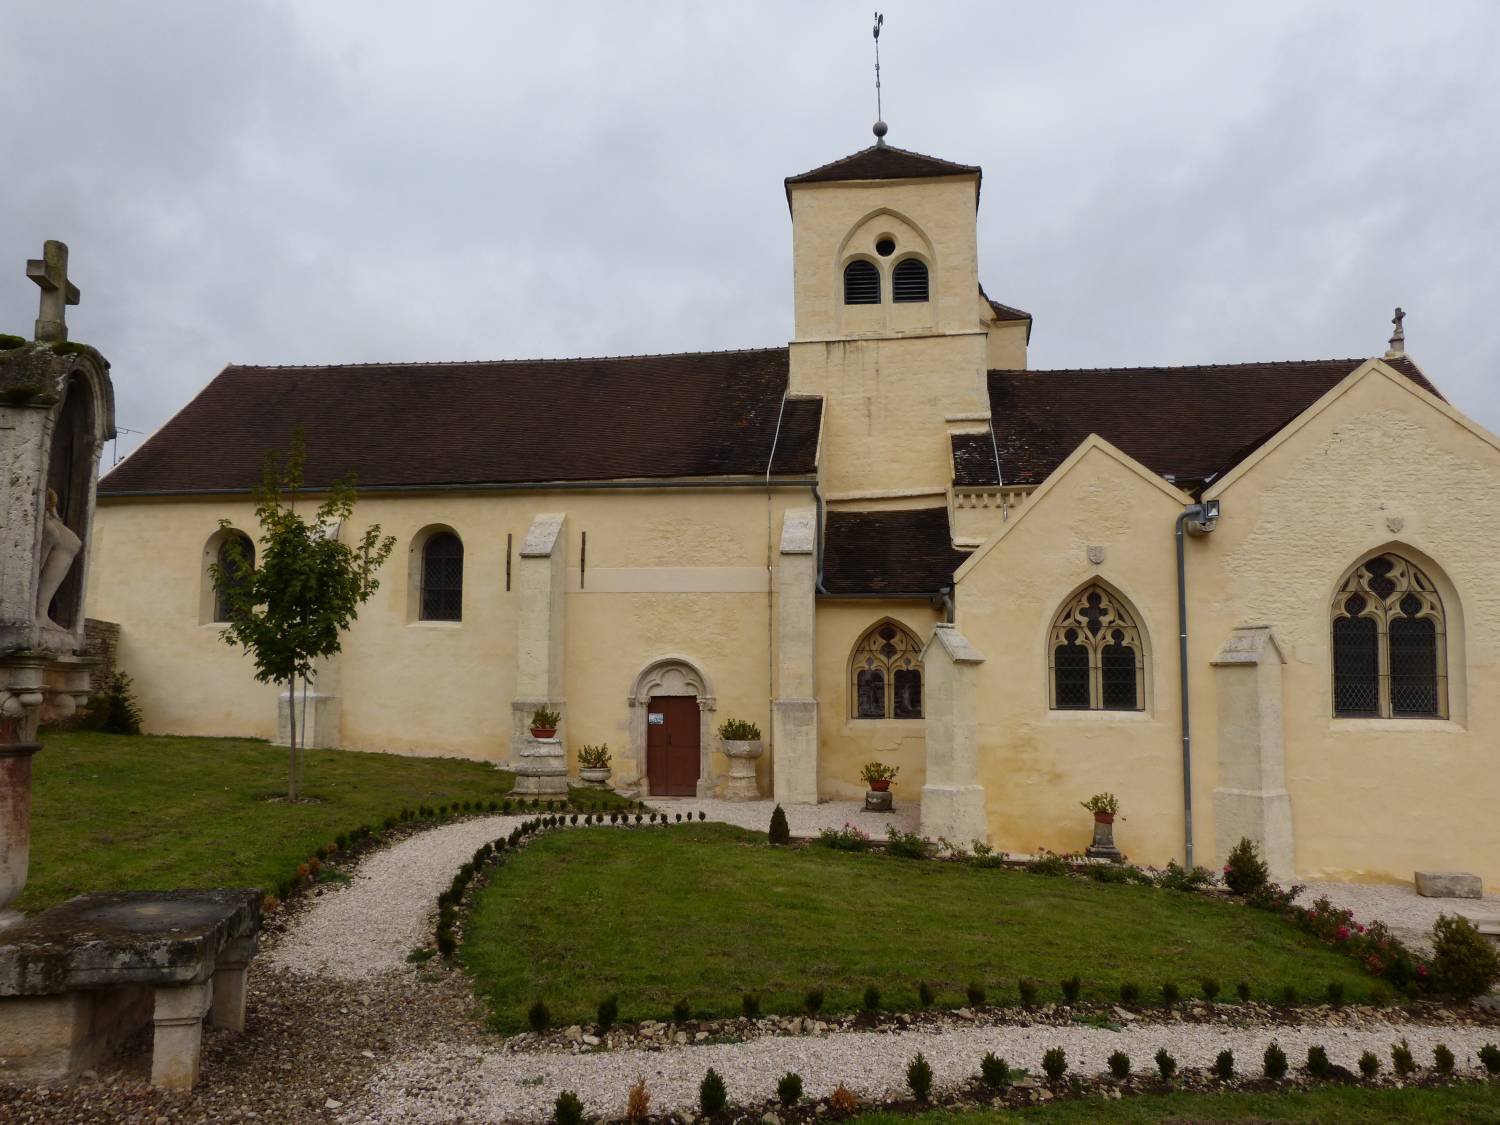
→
(1331, 554, 1446, 719)
(421, 532, 464, 621)
(843, 259, 880, 304)
(892, 258, 929, 303)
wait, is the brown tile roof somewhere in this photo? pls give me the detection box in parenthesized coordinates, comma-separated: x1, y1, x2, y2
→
(986, 356, 1440, 491)
(979, 285, 1032, 324)
(785, 144, 981, 206)
(821, 507, 969, 596)
(99, 349, 822, 495)
(951, 432, 1001, 488)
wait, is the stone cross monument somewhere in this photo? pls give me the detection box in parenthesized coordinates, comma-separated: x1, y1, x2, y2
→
(0, 241, 114, 927)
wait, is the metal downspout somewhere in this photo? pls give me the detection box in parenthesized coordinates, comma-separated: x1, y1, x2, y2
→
(1176, 508, 1195, 868)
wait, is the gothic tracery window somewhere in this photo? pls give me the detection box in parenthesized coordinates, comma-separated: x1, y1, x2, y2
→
(1332, 554, 1446, 718)
(851, 620, 923, 719)
(1049, 585, 1145, 711)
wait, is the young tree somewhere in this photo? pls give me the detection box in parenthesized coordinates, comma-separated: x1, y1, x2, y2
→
(212, 430, 394, 800)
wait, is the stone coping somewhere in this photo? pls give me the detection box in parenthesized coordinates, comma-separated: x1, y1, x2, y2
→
(0, 888, 260, 995)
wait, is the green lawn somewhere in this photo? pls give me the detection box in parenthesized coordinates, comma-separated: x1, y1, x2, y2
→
(461, 823, 1377, 1032)
(19, 730, 618, 911)
(870, 1084, 1500, 1124)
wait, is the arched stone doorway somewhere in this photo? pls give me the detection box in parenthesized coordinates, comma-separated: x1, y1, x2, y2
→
(627, 656, 715, 798)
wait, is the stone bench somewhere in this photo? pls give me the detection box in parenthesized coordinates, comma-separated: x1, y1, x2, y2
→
(1415, 871, 1483, 899)
(0, 889, 260, 1089)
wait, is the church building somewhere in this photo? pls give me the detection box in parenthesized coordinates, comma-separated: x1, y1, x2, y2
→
(87, 136, 1500, 889)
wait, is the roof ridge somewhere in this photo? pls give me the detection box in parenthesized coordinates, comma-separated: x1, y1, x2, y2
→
(786, 142, 981, 183)
(990, 357, 1379, 376)
(227, 345, 790, 372)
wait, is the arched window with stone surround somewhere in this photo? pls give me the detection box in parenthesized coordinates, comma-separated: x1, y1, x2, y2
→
(891, 257, 929, 302)
(1332, 553, 1447, 718)
(420, 532, 464, 621)
(843, 259, 880, 305)
(212, 531, 255, 624)
(850, 619, 923, 719)
(1048, 585, 1145, 711)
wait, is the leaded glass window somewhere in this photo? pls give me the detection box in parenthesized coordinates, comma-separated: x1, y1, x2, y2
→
(1048, 585, 1145, 711)
(421, 532, 464, 621)
(213, 532, 255, 624)
(850, 620, 923, 719)
(1332, 554, 1446, 718)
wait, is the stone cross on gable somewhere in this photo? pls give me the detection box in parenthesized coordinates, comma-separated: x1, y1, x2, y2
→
(26, 240, 81, 343)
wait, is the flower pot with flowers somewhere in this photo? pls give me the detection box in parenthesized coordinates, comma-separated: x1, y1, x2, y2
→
(529, 707, 561, 740)
(861, 762, 900, 811)
(577, 743, 612, 788)
(718, 718, 764, 800)
(1081, 793, 1123, 861)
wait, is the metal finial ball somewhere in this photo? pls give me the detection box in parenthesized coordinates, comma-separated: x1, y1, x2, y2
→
(873, 120, 888, 139)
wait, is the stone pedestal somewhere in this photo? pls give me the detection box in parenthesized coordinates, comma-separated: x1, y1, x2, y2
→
(864, 789, 893, 813)
(0, 743, 40, 931)
(276, 687, 340, 750)
(1085, 816, 1123, 862)
(512, 736, 568, 797)
(151, 981, 212, 1089)
(722, 739, 763, 801)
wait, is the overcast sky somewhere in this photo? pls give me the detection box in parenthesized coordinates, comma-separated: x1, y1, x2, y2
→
(4, 2, 1498, 463)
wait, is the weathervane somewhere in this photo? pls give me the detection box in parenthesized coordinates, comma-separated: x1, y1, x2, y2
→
(872, 12, 888, 146)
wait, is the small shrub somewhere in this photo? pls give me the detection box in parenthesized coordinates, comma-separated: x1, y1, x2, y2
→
(1236, 980, 1252, 1002)
(1213, 1049, 1235, 1080)
(769, 804, 791, 845)
(829, 1083, 859, 1113)
(1477, 1042, 1500, 1076)
(1156, 860, 1215, 892)
(971, 841, 1005, 868)
(917, 980, 935, 1008)
(553, 1090, 584, 1125)
(1119, 981, 1141, 1005)
(980, 1051, 1010, 1089)
(699, 1067, 728, 1115)
(906, 1051, 934, 1102)
(1430, 913, 1500, 999)
(1200, 977, 1220, 1001)
(626, 1076, 650, 1121)
(1223, 837, 1270, 896)
(885, 826, 929, 859)
(1160, 981, 1181, 1005)
(1155, 1048, 1177, 1080)
(1433, 1043, 1455, 1075)
(1018, 977, 1039, 1008)
(597, 994, 618, 1033)
(1264, 1041, 1288, 1080)
(804, 987, 824, 1015)
(1025, 852, 1068, 877)
(861, 985, 881, 1013)
(1358, 1050, 1380, 1079)
(1107, 1050, 1130, 1080)
(741, 993, 760, 1019)
(435, 926, 456, 956)
(776, 1071, 803, 1108)
(1306, 1045, 1332, 1080)
(1087, 863, 1128, 884)
(816, 824, 871, 851)
(527, 1000, 550, 1032)
(699, 810, 706, 821)
(1368, 982, 1396, 1006)
(1041, 1046, 1068, 1082)
(966, 982, 986, 1007)
(1280, 984, 1299, 1005)
(1061, 975, 1081, 1003)
(718, 717, 761, 741)
(88, 672, 143, 735)
(672, 997, 691, 1022)
(1325, 981, 1346, 1008)
(1392, 1038, 1416, 1077)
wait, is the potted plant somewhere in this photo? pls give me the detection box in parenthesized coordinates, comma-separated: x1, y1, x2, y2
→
(1081, 792, 1123, 861)
(718, 718, 763, 800)
(530, 707, 561, 739)
(860, 762, 900, 793)
(577, 743, 612, 788)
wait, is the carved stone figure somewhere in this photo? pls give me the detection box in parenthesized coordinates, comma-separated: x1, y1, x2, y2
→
(36, 489, 82, 631)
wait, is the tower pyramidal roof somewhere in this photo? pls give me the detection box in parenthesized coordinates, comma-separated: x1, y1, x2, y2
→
(785, 143, 981, 204)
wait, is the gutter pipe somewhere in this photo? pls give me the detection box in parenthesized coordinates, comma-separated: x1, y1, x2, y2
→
(1175, 499, 1221, 869)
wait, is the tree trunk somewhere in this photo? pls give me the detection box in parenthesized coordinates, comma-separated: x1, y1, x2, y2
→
(287, 676, 299, 802)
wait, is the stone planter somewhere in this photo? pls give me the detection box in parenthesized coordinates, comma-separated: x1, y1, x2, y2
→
(1086, 812, 1123, 862)
(512, 735, 568, 797)
(578, 766, 612, 789)
(721, 739, 763, 801)
(864, 787, 893, 813)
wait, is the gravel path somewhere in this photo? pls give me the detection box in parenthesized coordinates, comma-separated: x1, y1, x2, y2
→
(352, 1018, 1499, 1123)
(1302, 880, 1494, 951)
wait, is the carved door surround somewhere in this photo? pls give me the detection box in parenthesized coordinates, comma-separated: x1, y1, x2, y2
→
(627, 656, 715, 798)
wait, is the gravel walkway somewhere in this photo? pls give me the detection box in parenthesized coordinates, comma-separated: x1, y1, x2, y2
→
(1302, 880, 1493, 951)
(354, 1018, 1499, 1123)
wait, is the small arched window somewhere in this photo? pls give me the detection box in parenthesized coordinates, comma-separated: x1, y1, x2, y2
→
(851, 619, 923, 719)
(843, 259, 880, 305)
(891, 258, 929, 303)
(213, 532, 255, 624)
(421, 532, 464, 621)
(1049, 585, 1145, 711)
(1332, 553, 1446, 718)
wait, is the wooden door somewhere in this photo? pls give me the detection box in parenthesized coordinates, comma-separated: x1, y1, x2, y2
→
(646, 696, 700, 796)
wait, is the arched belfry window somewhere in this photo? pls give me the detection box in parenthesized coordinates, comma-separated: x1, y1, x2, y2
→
(213, 532, 255, 624)
(851, 620, 923, 719)
(1332, 553, 1446, 718)
(891, 258, 929, 303)
(843, 259, 880, 305)
(421, 532, 464, 621)
(1049, 585, 1145, 711)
